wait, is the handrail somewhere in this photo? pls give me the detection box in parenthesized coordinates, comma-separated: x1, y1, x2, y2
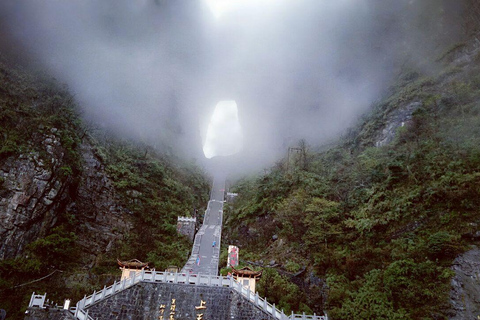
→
(74, 305, 95, 320)
(74, 271, 327, 320)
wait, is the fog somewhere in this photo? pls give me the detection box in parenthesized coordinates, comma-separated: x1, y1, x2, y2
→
(0, 0, 464, 175)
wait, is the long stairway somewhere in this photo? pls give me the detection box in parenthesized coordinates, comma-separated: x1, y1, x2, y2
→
(182, 176, 225, 275)
(27, 175, 328, 320)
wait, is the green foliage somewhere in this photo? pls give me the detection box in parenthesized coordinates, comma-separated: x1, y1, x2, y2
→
(257, 268, 305, 314)
(94, 138, 210, 272)
(333, 270, 408, 320)
(284, 260, 301, 273)
(0, 57, 83, 181)
(426, 231, 460, 260)
(383, 259, 450, 314)
(225, 59, 480, 318)
(27, 227, 78, 269)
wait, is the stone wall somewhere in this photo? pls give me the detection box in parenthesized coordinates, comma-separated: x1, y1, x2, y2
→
(177, 217, 196, 242)
(24, 308, 75, 320)
(86, 282, 275, 320)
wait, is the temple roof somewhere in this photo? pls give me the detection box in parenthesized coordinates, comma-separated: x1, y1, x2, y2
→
(231, 266, 262, 278)
(117, 259, 149, 269)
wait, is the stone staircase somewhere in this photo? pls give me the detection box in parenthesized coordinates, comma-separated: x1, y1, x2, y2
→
(28, 270, 327, 320)
(27, 177, 328, 320)
(181, 199, 223, 275)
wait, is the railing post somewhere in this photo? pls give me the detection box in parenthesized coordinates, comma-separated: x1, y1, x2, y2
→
(255, 292, 259, 305)
(264, 297, 267, 311)
(74, 303, 79, 317)
(101, 286, 106, 299)
(122, 279, 126, 290)
(132, 271, 136, 285)
(247, 288, 250, 301)
(163, 271, 167, 282)
(272, 303, 276, 317)
(186, 272, 190, 283)
(229, 276, 233, 287)
(152, 269, 156, 282)
(303, 312, 306, 320)
(112, 280, 117, 293)
(29, 292, 35, 307)
(91, 291, 96, 304)
(174, 273, 178, 284)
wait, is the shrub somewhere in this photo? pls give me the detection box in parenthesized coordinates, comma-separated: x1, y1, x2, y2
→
(426, 231, 460, 260)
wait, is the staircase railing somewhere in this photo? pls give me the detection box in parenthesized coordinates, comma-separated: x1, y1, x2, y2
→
(28, 292, 46, 308)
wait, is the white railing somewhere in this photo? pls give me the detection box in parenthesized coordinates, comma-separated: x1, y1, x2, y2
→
(177, 216, 196, 222)
(29, 292, 46, 308)
(74, 307, 94, 320)
(74, 271, 327, 320)
(289, 315, 328, 320)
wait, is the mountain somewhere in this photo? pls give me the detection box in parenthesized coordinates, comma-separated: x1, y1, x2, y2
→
(222, 27, 480, 320)
(0, 57, 210, 319)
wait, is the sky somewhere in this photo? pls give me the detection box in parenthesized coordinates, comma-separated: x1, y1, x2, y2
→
(0, 0, 464, 174)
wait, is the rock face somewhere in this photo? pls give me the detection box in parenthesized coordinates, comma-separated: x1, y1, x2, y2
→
(67, 143, 132, 265)
(448, 246, 480, 319)
(65, 141, 132, 266)
(0, 132, 73, 259)
(375, 101, 422, 147)
(0, 132, 132, 265)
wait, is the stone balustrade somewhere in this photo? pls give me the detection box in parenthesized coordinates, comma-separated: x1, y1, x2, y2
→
(63, 270, 327, 320)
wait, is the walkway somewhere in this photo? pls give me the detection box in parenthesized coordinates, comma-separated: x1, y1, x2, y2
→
(181, 176, 225, 275)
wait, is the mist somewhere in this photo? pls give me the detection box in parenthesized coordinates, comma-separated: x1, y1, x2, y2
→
(0, 0, 464, 175)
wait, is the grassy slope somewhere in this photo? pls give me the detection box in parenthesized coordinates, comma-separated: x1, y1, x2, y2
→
(223, 46, 480, 319)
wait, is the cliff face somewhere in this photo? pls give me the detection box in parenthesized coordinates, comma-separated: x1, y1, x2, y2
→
(448, 246, 480, 319)
(0, 130, 132, 265)
(63, 141, 133, 266)
(0, 135, 131, 264)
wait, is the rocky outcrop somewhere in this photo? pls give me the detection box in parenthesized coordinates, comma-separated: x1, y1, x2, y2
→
(0, 130, 73, 259)
(448, 246, 480, 319)
(0, 130, 132, 266)
(65, 140, 132, 267)
(375, 101, 422, 147)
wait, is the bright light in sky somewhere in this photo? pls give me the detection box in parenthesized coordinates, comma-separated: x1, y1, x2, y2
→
(203, 101, 243, 159)
(205, 0, 277, 18)
(205, 0, 234, 18)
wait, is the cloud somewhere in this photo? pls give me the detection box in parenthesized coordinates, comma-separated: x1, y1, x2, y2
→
(0, 0, 464, 174)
